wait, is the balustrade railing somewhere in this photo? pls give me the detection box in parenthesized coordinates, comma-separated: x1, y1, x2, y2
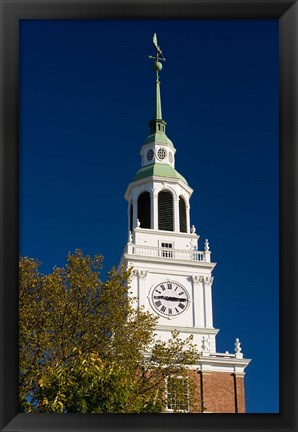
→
(126, 244, 205, 262)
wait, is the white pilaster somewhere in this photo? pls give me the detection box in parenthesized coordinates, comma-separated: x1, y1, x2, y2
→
(153, 192, 158, 230)
(133, 198, 138, 230)
(203, 276, 214, 328)
(173, 197, 179, 232)
(138, 270, 148, 308)
(192, 275, 205, 328)
(127, 201, 131, 235)
(186, 203, 190, 234)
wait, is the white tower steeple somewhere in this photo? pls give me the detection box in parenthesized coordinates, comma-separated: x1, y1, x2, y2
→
(118, 34, 251, 414)
(119, 34, 218, 350)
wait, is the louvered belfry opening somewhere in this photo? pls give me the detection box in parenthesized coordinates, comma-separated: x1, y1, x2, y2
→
(137, 192, 151, 229)
(130, 202, 133, 232)
(179, 196, 187, 233)
(158, 190, 174, 231)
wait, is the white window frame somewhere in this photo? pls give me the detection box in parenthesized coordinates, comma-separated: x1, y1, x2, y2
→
(165, 375, 190, 413)
(159, 241, 174, 258)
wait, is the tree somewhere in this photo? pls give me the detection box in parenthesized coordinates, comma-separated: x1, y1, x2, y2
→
(19, 250, 201, 413)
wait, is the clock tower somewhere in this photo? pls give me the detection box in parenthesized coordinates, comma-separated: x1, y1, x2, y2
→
(119, 34, 251, 413)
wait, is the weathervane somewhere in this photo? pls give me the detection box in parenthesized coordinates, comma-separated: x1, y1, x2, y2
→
(148, 33, 166, 124)
(149, 33, 166, 73)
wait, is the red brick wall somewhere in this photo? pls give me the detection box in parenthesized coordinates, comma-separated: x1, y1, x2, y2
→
(191, 371, 246, 413)
(234, 374, 246, 413)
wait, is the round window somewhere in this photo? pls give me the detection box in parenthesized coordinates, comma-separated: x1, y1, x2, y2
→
(146, 149, 154, 161)
(157, 148, 166, 160)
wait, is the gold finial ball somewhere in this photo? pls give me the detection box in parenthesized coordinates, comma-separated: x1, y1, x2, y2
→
(154, 61, 163, 72)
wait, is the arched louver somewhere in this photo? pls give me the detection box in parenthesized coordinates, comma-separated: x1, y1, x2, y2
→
(179, 196, 187, 233)
(130, 202, 133, 233)
(137, 192, 151, 229)
(158, 190, 174, 231)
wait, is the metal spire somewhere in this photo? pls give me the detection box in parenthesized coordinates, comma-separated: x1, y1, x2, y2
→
(148, 33, 167, 133)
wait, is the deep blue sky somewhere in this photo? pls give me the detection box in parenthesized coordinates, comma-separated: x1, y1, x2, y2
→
(20, 19, 279, 413)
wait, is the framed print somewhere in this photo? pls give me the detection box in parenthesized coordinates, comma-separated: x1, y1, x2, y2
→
(0, 1, 297, 431)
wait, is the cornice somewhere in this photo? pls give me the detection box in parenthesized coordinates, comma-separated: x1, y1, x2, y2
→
(125, 174, 193, 200)
(156, 325, 219, 336)
(197, 356, 252, 370)
(133, 226, 199, 240)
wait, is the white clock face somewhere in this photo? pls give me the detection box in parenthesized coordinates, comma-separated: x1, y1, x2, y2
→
(150, 281, 189, 317)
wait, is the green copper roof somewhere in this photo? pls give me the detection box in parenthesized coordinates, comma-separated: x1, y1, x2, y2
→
(133, 163, 188, 185)
(145, 132, 174, 147)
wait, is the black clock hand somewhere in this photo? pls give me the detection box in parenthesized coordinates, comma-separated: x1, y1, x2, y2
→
(154, 295, 188, 302)
(154, 295, 178, 301)
(165, 296, 188, 302)
(154, 295, 176, 301)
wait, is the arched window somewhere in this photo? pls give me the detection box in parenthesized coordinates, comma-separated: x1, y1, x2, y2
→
(137, 192, 151, 229)
(179, 196, 187, 233)
(130, 202, 133, 232)
(158, 190, 174, 231)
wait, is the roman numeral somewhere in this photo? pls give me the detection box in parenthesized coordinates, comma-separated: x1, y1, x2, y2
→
(179, 291, 184, 296)
(160, 285, 166, 291)
(175, 307, 179, 313)
(167, 283, 172, 290)
(156, 290, 161, 294)
(168, 308, 172, 315)
(155, 300, 162, 307)
(161, 305, 166, 313)
(178, 303, 185, 309)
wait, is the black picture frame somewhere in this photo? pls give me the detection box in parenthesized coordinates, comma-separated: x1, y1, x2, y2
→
(0, 1, 297, 431)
